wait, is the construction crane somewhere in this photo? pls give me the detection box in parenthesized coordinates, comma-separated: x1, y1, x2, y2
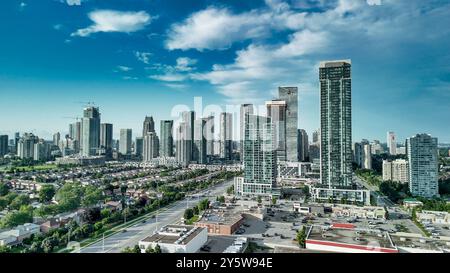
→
(75, 101, 96, 108)
(62, 116, 81, 122)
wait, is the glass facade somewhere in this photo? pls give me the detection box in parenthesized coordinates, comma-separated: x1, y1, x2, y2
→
(242, 114, 277, 196)
(319, 60, 352, 188)
(407, 134, 439, 198)
(278, 87, 298, 162)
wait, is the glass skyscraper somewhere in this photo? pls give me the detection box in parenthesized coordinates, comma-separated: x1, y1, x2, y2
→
(278, 87, 298, 162)
(160, 120, 174, 157)
(193, 119, 207, 164)
(407, 133, 439, 198)
(220, 112, 233, 160)
(81, 107, 101, 157)
(319, 60, 353, 188)
(241, 114, 277, 196)
(119, 129, 132, 155)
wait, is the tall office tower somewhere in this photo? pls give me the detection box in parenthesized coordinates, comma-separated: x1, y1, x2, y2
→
(309, 144, 320, 162)
(297, 129, 309, 162)
(266, 100, 287, 162)
(119, 129, 132, 155)
(143, 116, 155, 136)
(407, 134, 439, 198)
(278, 87, 298, 162)
(319, 60, 352, 188)
(312, 129, 320, 144)
(371, 140, 384, 155)
(69, 121, 82, 153)
(382, 159, 409, 183)
(353, 139, 369, 168)
(176, 122, 191, 166)
(362, 144, 372, 170)
(0, 135, 8, 157)
(204, 116, 215, 156)
(17, 133, 38, 159)
(53, 132, 60, 146)
(135, 137, 144, 157)
(220, 112, 233, 160)
(81, 107, 101, 156)
(241, 114, 276, 196)
(181, 111, 195, 161)
(240, 104, 254, 161)
(100, 123, 113, 156)
(387, 131, 397, 155)
(34, 140, 50, 161)
(143, 132, 158, 162)
(193, 119, 207, 164)
(69, 123, 74, 139)
(160, 120, 174, 157)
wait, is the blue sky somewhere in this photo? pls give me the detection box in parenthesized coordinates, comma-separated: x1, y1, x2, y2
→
(0, 0, 449, 143)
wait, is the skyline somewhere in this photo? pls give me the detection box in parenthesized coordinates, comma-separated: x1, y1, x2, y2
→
(1, 0, 450, 142)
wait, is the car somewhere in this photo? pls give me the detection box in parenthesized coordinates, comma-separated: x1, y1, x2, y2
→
(201, 245, 211, 252)
(142, 220, 147, 223)
(122, 229, 127, 233)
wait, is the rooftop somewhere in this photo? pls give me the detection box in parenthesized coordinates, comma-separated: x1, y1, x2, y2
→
(391, 233, 450, 252)
(197, 205, 245, 226)
(141, 225, 205, 245)
(307, 225, 396, 251)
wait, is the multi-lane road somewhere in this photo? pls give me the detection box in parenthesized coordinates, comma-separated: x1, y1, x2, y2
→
(76, 178, 234, 253)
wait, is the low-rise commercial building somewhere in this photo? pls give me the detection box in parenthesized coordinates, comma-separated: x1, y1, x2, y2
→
(331, 204, 387, 220)
(416, 210, 450, 225)
(139, 225, 207, 253)
(0, 223, 41, 246)
(195, 207, 245, 235)
(306, 225, 398, 253)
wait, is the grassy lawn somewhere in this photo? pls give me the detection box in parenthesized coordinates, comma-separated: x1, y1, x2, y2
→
(185, 215, 200, 225)
(8, 164, 58, 172)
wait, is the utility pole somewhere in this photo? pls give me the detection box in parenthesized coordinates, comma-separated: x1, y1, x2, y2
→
(102, 233, 105, 252)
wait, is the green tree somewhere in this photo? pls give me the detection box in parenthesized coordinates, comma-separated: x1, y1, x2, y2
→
(0, 205, 33, 228)
(82, 185, 103, 207)
(198, 199, 210, 211)
(184, 208, 194, 220)
(226, 185, 234, 195)
(193, 206, 199, 216)
(257, 196, 262, 205)
(217, 196, 225, 203)
(154, 244, 162, 253)
(296, 227, 307, 248)
(10, 194, 30, 210)
(33, 204, 59, 219)
(145, 245, 154, 253)
(0, 197, 8, 211)
(272, 197, 277, 206)
(55, 182, 83, 212)
(39, 185, 56, 203)
(0, 183, 9, 196)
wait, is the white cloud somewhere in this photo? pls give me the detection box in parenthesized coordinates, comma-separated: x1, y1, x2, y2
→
(175, 57, 197, 72)
(165, 7, 271, 51)
(191, 29, 327, 103)
(66, 0, 82, 6)
(135, 51, 152, 64)
(71, 10, 152, 37)
(149, 73, 187, 82)
(122, 76, 138, 80)
(53, 24, 63, 30)
(116, 65, 133, 72)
